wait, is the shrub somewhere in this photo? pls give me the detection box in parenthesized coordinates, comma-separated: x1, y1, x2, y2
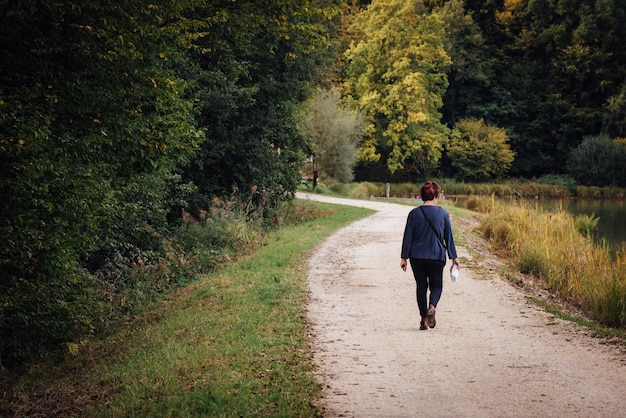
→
(537, 174, 577, 190)
(271, 200, 332, 226)
(347, 183, 370, 199)
(567, 134, 626, 187)
(448, 118, 515, 180)
(361, 182, 385, 197)
(0, 195, 278, 367)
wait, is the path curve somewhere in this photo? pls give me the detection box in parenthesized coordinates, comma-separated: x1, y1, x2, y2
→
(299, 193, 626, 418)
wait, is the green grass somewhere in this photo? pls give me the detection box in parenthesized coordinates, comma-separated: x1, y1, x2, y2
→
(2, 202, 374, 417)
(7, 186, 623, 417)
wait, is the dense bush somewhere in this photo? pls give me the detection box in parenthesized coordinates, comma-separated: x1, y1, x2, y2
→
(448, 118, 515, 180)
(536, 174, 577, 190)
(0, 0, 340, 367)
(1, 0, 200, 366)
(567, 135, 626, 187)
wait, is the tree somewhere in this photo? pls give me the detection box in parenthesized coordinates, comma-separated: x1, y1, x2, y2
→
(448, 118, 515, 180)
(180, 1, 342, 215)
(343, 0, 451, 175)
(435, 0, 495, 127)
(603, 78, 626, 138)
(0, 0, 344, 366)
(0, 0, 204, 364)
(300, 88, 363, 187)
(566, 134, 626, 187)
(490, 0, 626, 176)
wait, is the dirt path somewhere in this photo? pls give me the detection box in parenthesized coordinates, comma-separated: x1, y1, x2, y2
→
(298, 193, 626, 418)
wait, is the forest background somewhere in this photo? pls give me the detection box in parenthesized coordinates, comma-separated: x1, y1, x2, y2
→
(2, 0, 626, 370)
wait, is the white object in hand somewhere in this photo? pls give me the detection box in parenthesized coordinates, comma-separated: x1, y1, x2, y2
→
(450, 265, 459, 282)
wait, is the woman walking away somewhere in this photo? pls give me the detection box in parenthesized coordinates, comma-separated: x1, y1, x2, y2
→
(401, 181, 460, 330)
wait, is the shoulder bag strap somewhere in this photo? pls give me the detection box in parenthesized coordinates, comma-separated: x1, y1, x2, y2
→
(419, 206, 447, 250)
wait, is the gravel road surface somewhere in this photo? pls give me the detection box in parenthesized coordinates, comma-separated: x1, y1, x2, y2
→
(299, 193, 626, 418)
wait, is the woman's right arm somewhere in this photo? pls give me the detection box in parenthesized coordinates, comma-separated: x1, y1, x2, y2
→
(400, 212, 413, 260)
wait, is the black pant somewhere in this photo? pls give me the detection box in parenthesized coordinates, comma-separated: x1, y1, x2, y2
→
(409, 258, 445, 318)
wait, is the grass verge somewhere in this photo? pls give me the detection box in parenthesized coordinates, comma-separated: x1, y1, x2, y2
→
(475, 198, 626, 329)
(527, 296, 626, 340)
(1, 201, 374, 417)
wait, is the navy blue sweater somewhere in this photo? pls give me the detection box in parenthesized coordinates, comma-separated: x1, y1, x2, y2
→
(401, 205, 458, 262)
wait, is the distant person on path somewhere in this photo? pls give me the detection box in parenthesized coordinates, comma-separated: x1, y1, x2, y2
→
(401, 181, 460, 330)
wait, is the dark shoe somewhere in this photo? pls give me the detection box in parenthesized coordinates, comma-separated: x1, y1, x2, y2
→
(427, 305, 436, 328)
(420, 318, 429, 330)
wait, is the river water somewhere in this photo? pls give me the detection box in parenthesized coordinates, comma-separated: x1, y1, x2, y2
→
(449, 197, 626, 251)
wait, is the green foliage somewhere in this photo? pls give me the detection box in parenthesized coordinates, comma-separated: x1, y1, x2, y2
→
(344, 0, 626, 184)
(441, 0, 625, 178)
(0, 201, 372, 417)
(181, 1, 342, 216)
(0, 0, 343, 367)
(604, 84, 626, 137)
(344, 181, 388, 198)
(439, 178, 626, 199)
(448, 118, 515, 180)
(0, 0, 202, 365)
(300, 88, 363, 184)
(435, 0, 495, 127)
(390, 182, 420, 198)
(344, 0, 451, 174)
(536, 174, 577, 190)
(566, 134, 626, 187)
(339, 0, 626, 183)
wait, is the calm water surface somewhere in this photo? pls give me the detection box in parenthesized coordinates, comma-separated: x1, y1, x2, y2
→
(536, 199, 625, 249)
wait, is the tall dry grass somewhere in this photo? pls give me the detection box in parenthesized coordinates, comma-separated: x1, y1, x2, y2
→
(476, 199, 626, 327)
